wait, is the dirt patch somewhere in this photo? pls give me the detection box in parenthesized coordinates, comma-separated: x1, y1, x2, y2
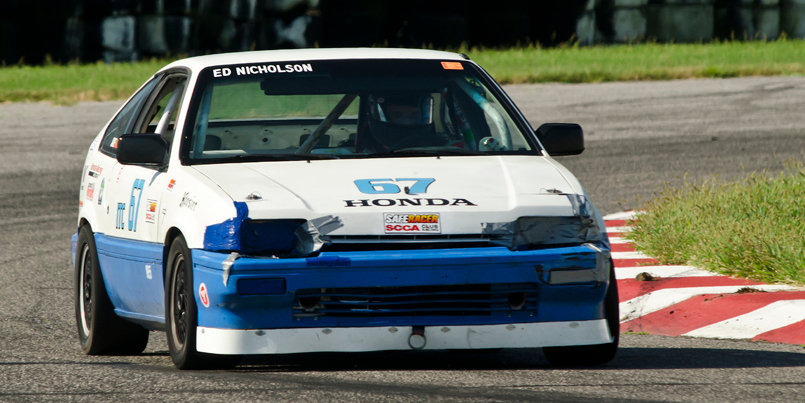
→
(736, 287, 766, 294)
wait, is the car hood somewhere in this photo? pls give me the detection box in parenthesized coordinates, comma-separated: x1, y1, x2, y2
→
(192, 156, 587, 235)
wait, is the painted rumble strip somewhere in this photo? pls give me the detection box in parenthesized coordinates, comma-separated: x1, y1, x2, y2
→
(603, 211, 805, 344)
(619, 285, 796, 322)
(683, 300, 805, 340)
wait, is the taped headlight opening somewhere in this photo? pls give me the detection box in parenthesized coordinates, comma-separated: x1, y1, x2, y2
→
(480, 194, 605, 250)
(204, 202, 343, 257)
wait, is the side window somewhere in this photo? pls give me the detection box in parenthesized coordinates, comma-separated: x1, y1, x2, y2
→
(136, 75, 188, 149)
(100, 77, 160, 156)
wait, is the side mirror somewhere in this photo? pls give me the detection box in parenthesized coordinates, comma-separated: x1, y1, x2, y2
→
(116, 134, 168, 165)
(535, 123, 584, 156)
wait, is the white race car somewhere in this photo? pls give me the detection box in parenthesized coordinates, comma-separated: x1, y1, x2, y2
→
(72, 48, 617, 369)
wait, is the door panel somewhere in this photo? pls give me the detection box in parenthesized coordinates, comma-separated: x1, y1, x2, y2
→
(98, 72, 189, 317)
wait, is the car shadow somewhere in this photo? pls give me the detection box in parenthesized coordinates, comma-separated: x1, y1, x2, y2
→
(229, 345, 805, 373)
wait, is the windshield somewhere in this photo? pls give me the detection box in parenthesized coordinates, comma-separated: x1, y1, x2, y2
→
(181, 59, 536, 163)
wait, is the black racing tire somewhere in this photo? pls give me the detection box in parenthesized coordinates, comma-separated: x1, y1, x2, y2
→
(542, 259, 619, 367)
(165, 235, 240, 370)
(74, 225, 149, 355)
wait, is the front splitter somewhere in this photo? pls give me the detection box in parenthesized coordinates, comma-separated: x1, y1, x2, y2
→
(196, 320, 612, 355)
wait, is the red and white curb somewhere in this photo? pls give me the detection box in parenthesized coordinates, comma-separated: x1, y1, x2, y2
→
(604, 211, 805, 345)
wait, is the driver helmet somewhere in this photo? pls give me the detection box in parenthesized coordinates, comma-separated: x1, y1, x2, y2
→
(367, 92, 434, 148)
(369, 93, 433, 126)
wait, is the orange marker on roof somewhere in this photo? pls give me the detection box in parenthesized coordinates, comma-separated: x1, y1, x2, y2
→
(441, 61, 463, 70)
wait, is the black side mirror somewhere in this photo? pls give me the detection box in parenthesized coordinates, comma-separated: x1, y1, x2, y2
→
(116, 134, 168, 165)
(535, 123, 584, 156)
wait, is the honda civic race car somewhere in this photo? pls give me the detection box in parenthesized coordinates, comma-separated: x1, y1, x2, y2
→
(72, 48, 618, 369)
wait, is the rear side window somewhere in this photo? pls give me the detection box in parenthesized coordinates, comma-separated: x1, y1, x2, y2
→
(100, 77, 160, 156)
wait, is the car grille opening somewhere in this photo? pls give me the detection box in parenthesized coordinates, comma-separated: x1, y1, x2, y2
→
(293, 283, 538, 318)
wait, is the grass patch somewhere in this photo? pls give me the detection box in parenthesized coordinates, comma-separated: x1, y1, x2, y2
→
(0, 58, 168, 105)
(3, 40, 805, 104)
(465, 39, 805, 84)
(627, 160, 805, 285)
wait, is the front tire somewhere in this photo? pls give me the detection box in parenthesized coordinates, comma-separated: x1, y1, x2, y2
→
(542, 260, 619, 367)
(165, 236, 239, 370)
(74, 225, 149, 355)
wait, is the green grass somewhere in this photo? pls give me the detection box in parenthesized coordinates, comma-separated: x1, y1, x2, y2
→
(466, 39, 805, 84)
(0, 58, 168, 104)
(627, 160, 805, 285)
(2, 40, 805, 104)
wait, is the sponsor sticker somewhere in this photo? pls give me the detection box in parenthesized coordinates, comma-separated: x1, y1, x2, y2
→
(384, 213, 441, 234)
(88, 164, 103, 178)
(97, 179, 105, 205)
(167, 179, 176, 190)
(179, 192, 197, 210)
(145, 264, 153, 280)
(85, 183, 95, 200)
(199, 283, 210, 308)
(145, 199, 157, 224)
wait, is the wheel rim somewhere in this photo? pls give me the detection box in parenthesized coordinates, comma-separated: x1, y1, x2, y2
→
(79, 244, 92, 336)
(170, 254, 188, 350)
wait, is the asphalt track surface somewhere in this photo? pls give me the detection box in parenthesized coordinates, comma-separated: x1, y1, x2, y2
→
(2, 76, 805, 402)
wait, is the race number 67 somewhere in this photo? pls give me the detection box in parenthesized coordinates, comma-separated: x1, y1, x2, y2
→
(128, 178, 145, 231)
(354, 178, 435, 194)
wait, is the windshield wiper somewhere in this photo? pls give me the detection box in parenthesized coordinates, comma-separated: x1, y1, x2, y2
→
(385, 148, 486, 157)
(229, 153, 338, 162)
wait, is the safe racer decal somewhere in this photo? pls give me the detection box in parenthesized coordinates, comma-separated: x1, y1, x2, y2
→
(384, 213, 441, 233)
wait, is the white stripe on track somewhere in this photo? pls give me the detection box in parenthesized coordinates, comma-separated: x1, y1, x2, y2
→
(608, 237, 630, 244)
(606, 226, 632, 234)
(602, 211, 639, 221)
(683, 300, 805, 340)
(611, 251, 653, 260)
(615, 265, 719, 280)
(619, 285, 798, 322)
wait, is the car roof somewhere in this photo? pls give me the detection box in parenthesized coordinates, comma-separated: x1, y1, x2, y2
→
(160, 48, 467, 74)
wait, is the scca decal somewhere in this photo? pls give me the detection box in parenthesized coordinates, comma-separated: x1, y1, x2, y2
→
(344, 198, 476, 207)
(384, 213, 441, 234)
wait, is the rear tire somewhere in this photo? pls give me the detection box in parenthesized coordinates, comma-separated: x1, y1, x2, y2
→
(542, 260, 619, 367)
(165, 236, 239, 370)
(74, 225, 149, 355)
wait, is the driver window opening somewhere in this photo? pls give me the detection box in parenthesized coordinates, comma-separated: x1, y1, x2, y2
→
(142, 76, 187, 149)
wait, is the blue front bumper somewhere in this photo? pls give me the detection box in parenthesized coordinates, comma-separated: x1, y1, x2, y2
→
(192, 244, 610, 330)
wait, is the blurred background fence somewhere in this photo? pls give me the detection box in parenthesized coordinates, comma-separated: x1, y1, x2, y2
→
(2, 0, 805, 65)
